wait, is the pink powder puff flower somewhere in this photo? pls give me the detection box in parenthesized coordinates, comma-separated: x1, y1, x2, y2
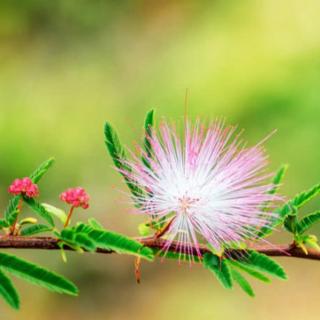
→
(120, 120, 282, 260)
(8, 177, 39, 198)
(60, 187, 90, 209)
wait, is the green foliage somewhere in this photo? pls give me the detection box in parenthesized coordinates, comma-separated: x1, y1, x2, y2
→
(269, 164, 288, 195)
(290, 183, 320, 208)
(0, 253, 78, 296)
(0, 219, 9, 228)
(227, 259, 271, 283)
(239, 251, 287, 280)
(29, 157, 55, 183)
(59, 221, 154, 261)
(0, 270, 20, 309)
(203, 253, 232, 289)
(203, 251, 286, 297)
(296, 211, 320, 234)
(42, 203, 67, 225)
(142, 109, 155, 167)
(283, 207, 298, 233)
(281, 184, 320, 240)
(256, 165, 288, 238)
(60, 228, 96, 252)
(19, 217, 38, 226)
(87, 218, 104, 230)
(1, 113, 319, 307)
(258, 182, 320, 238)
(23, 198, 54, 227)
(230, 268, 254, 297)
(104, 121, 128, 170)
(283, 208, 320, 252)
(218, 251, 287, 297)
(20, 224, 52, 236)
(4, 196, 21, 226)
(143, 109, 155, 158)
(280, 183, 320, 219)
(104, 121, 144, 200)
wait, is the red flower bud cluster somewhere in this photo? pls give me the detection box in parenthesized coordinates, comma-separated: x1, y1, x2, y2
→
(8, 177, 39, 198)
(60, 187, 90, 209)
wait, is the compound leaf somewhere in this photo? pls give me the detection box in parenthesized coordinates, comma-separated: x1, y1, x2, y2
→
(0, 253, 78, 296)
(203, 253, 232, 289)
(0, 270, 20, 309)
(29, 158, 55, 183)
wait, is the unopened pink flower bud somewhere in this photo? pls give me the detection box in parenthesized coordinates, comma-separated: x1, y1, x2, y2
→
(8, 177, 39, 198)
(60, 187, 90, 209)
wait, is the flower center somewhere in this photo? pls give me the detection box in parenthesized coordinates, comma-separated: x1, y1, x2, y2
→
(178, 195, 199, 214)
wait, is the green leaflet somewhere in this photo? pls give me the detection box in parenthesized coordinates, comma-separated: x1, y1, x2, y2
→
(29, 157, 55, 183)
(143, 109, 154, 158)
(280, 183, 320, 218)
(203, 253, 232, 289)
(281, 184, 320, 235)
(283, 213, 298, 234)
(290, 183, 320, 208)
(60, 229, 96, 252)
(0, 253, 78, 296)
(296, 211, 320, 235)
(23, 198, 54, 227)
(239, 251, 287, 280)
(74, 234, 96, 251)
(258, 183, 320, 238)
(0, 219, 9, 228)
(230, 268, 254, 297)
(269, 164, 288, 195)
(104, 121, 128, 170)
(227, 259, 270, 283)
(20, 217, 38, 226)
(256, 165, 288, 237)
(20, 224, 52, 236)
(142, 109, 155, 168)
(42, 203, 67, 225)
(104, 122, 144, 200)
(4, 196, 21, 226)
(60, 222, 154, 261)
(0, 270, 20, 309)
(88, 228, 154, 260)
(88, 218, 104, 230)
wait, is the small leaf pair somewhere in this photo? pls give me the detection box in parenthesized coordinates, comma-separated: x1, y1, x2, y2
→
(203, 251, 287, 297)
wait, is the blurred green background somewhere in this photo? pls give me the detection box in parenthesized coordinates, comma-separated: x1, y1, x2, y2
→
(0, 0, 320, 319)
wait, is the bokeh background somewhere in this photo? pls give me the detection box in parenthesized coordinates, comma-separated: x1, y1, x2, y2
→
(0, 0, 320, 319)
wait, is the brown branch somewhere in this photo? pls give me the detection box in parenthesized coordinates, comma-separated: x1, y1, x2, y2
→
(0, 236, 320, 261)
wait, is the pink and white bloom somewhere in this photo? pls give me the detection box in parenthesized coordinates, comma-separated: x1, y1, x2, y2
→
(8, 177, 39, 198)
(122, 120, 281, 259)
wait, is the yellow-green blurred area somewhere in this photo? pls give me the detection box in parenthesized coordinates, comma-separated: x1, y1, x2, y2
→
(0, 0, 319, 319)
